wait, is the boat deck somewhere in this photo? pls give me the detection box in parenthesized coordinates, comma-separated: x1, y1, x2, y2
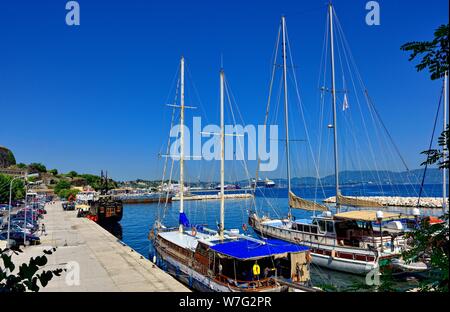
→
(158, 230, 213, 251)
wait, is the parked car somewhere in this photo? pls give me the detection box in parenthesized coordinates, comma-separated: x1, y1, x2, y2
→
(9, 219, 39, 232)
(14, 210, 40, 221)
(0, 223, 32, 234)
(0, 230, 40, 246)
(67, 202, 76, 211)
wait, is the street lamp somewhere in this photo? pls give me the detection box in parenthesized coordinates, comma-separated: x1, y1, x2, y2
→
(376, 210, 384, 252)
(7, 173, 39, 248)
(24, 181, 41, 246)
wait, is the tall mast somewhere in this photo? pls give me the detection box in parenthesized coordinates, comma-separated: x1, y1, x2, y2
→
(219, 69, 225, 238)
(329, 3, 340, 211)
(281, 16, 292, 219)
(443, 71, 448, 213)
(179, 56, 185, 233)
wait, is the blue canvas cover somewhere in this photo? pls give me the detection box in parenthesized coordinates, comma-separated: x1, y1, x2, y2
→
(210, 238, 309, 260)
(179, 212, 190, 227)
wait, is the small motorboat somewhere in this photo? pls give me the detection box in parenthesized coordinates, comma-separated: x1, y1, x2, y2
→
(391, 258, 429, 273)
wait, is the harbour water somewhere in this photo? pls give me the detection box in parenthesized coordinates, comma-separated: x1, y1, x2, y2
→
(120, 184, 446, 291)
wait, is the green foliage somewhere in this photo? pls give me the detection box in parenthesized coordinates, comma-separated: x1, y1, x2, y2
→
(48, 169, 58, 176)
(79, 174, 101, 187)
(54, 180, 71, 195)
(314, 283, 338, 292)
(403, 215, 449, 292)
(0, 174, 25, 203)
(5, 150, 16, 166)
(79, 174, 117, 191)
(0, 247, 64, 292)
(58, 188, 79, 199)
(401, 24, 449, 80)
(28, 163, 47, 173)
(421, 125, 449, 169)
(27, 176, 39, 183)
(16, 163, 27, 169)
(404, 24, 450, 291)
(67, 171, 78, 178)
(343, 268, 398, 292)
(413, 106, 449, 291)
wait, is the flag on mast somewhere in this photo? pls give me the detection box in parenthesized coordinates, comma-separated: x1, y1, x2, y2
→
(342, 93, 349, 111)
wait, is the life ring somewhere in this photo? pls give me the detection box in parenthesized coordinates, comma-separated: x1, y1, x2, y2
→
(191, 227, 197, 236)
(306, 251, 313, 263)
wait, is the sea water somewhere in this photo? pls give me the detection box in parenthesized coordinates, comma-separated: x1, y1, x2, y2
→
(119, 184, 446, 291)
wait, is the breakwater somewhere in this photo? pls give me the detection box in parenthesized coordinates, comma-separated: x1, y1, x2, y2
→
(323, 196, 448, 208)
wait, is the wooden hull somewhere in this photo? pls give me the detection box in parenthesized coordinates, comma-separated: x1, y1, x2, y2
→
(252, 227, 378, 275)
(153, 235, 287, 292)
(89, 198, 123, 223)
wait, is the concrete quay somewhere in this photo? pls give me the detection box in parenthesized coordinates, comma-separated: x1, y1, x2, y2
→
(8, 201, 190, 292)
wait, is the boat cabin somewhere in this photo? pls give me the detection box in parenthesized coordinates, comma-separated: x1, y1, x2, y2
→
(263, 210, 413, 251)
(156, 228, 311, 291)
(331, 211, 412, 249)
(205, 238, 310, 288)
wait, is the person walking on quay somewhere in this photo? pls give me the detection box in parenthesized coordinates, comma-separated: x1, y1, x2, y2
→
(41, 223, 47, 236)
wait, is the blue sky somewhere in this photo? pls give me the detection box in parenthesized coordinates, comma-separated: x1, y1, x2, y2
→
(0, 0, 448, 182)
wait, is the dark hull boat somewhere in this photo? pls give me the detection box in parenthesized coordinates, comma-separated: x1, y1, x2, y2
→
(88, 196, 123, 224)
(85, 171, 123, 224)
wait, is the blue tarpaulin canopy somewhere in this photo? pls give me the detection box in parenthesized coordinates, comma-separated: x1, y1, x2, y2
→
(179, 212, 190, 227)
(210, 238, 309, 260)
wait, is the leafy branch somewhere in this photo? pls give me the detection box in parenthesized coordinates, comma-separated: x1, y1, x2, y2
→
(0, 247, 65, 292)
(401, 24, 449, 80)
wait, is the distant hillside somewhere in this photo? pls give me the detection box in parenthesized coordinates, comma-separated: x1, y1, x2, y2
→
(316, 169, 443, 186)
(239, 168, 445, 186)
(0, 146, 16, 168)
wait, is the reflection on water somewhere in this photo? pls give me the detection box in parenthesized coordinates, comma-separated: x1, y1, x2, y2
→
(100, 222, 123, 240)
(119, 184, 445, 291)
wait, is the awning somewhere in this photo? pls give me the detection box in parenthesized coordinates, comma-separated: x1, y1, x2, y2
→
(210, 238, 309, 260)
(334, 210, 410, 222)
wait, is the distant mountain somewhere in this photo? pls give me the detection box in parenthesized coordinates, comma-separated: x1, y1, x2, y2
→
(239, 168, 445, 187)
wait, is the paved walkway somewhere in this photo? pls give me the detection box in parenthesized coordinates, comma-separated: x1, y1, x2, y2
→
(10, 202, 190, 292)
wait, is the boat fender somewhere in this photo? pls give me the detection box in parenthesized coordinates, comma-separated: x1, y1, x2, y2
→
(252, 262, 261, 276)
(331, 250, 336, 259)
(242, 223, 248, 232)
(306, 251, 312, 263)
(191, 227, 197, 236)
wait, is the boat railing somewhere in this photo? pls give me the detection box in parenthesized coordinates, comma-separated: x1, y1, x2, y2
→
(215, 274, 277, 291)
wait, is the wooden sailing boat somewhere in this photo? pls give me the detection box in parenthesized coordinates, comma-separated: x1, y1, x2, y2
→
(151, 57, 313, 291)
(249, 8, 418, 275)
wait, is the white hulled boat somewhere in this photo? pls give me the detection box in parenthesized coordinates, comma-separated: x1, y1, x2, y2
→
(249, 8, 423, 275)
